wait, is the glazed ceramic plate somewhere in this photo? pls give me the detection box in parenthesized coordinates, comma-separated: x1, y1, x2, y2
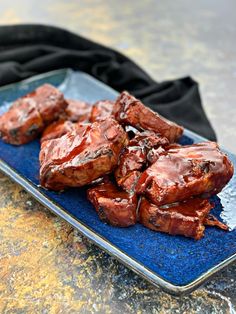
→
(0, 69, 236, 295)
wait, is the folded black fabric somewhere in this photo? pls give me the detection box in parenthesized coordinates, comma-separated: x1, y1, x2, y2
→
(0, 24, 216, 140)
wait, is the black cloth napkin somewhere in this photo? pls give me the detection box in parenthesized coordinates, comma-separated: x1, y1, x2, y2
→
(0, 24, 216, 140)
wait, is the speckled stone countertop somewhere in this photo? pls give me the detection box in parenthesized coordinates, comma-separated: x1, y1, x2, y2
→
(0, 0, 236, 313)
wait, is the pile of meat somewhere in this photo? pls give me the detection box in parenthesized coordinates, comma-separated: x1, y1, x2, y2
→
(0, 84, 234, 240)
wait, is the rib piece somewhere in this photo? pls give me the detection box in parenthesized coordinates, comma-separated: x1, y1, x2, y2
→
(87, 181, 137, 227)
(115, 145, 145, 192)
(112, 91, 183, 142)
(0, 101, 44, 145)
(116, 170, 142, 193)
(139, 197, 213, 240)
(129, 130, 169, 149)
(136, 142, 234, 206)
(65, 99, 91, 122)
(40, 123, 88, 168)
(40, 120, 81, 143)
(31, 84, 67, 124)
(146, 147, 166, 164)
(40, 118, 129, 190)
(90, 100, 114, 122)
(0, 84, 67, 145)
(115, 130, 169, 192)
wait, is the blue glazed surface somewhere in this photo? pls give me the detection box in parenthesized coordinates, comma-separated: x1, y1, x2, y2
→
(0, 69, 236, 287)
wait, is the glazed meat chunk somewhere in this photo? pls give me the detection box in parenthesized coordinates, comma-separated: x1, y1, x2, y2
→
(87, 181, 137, 227)
(90, 100, 114, 122)
(0, 84, 67, 145)
(139, 197, 228, 240)
(115, 130, 169, 192)
(0, 101, 44, 145)
(65, 99, 91, 122)
(40, 118, 129, 190)
(41, 120, 83, 143)
(129, 130, 169, 149)
(41, 98, 92, 143)
(39, 123, 89, 167)
(136, 142, 234, 206)
(31, 84, 67, 124)
(115, 145, 145, 193)
(112, 91, 183, 143)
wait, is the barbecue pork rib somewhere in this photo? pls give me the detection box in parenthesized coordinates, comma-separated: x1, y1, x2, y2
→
(40, 118, 129, 190)
(87, 181, 137, 227)
(112, 91, 183, 143)
(115, 130, 169, 192)
(136, 142, 234, 206)
(65, 99, 91, 122)
(90, 100, 114, 122)
(40, 120, 83, 143)
(0, 84, 67, 145)
(139, 197, 228, 240)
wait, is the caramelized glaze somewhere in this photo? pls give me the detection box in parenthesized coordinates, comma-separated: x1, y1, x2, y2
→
(65, 99, 91, 122)
(90, 100, 114, 122)
(87, 181, 137, 227)
(112, 91, 183, 142)
(115, 130, 169, 192)
(136, 142, 234, 206)
(40, 118, 129, 190)
(0, 101, 44, 145)
(0, 84, 67, 145)
(41, 120, 82, 143)
(139, 197, 213, 240)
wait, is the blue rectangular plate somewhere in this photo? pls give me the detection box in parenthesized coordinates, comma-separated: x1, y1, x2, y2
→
(0, 69, 236, 295)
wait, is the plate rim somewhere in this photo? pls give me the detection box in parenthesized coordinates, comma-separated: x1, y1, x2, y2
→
(0, 68, 235, 295)
(0, 68, 69, 92)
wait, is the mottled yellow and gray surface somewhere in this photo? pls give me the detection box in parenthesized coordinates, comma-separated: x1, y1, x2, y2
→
(0, 0, 236, 313)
